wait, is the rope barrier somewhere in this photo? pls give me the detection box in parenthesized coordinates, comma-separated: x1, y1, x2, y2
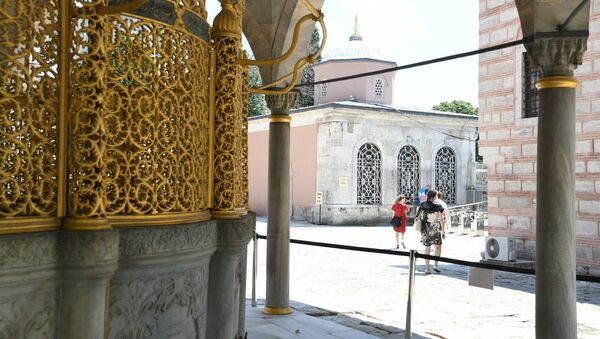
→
(255, 233, 600, 283)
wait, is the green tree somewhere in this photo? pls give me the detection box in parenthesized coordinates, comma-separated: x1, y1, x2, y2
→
(432, 100, 478, 115)
(247, 65, 269, 117)
(294, 27, 322, 108)
(433, 99, 482, 162)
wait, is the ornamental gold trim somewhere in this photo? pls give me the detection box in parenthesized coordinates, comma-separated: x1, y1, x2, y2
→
(535, 76, 578, 90)
(263, 307, 293, 315)
(108, 211, 212, 227)
(63, 218, 112, 232)
(211, 210, 241, 220)
(0, 217, 62, 234)
(269, 116, 292, 123)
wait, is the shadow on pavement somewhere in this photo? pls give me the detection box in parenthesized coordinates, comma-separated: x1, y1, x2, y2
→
(388, 263, 600, 306)
(288, 300, 438, 339)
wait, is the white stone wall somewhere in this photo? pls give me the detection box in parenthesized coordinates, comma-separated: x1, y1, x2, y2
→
(312, 105, 478, 225)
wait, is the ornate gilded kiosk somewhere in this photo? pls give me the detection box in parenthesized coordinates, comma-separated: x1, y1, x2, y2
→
(0, 0, 324, 337)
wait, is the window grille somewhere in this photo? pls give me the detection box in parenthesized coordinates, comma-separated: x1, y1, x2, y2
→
(397, 145, 420, 205)
(321, 83, 328, 98)
(357, 143, 381, 205)
(434, 147, 456, 204)
(522, 52, 540, 118)
(374, 79, 384, 98)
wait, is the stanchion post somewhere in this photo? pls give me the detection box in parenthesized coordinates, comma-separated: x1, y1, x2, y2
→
(252, 232, 258, 307)
(405, 249, 417, 339)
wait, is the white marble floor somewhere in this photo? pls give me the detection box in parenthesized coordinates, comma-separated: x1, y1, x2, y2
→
(245, 304, 379, 339)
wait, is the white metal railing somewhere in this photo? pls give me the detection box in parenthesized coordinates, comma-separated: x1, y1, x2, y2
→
(447, 201, 488, 235)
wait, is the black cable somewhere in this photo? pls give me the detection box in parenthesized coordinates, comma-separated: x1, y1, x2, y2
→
(292, 37, 534, 88)
(254, 233, 600, 283)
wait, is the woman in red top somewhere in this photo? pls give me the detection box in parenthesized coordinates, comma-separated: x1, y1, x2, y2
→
(390, 194, 409, 249)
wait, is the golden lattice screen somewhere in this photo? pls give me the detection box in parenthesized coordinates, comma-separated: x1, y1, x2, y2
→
(0, 0, 249, 233)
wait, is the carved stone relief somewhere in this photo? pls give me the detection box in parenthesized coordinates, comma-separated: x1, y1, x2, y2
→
(0, 287, 57, 339)
(0, 233, 57, 270)
(118, 222, 217, 258)
(108, 265, 209, 339)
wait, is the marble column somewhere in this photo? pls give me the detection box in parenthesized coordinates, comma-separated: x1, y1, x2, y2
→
(264, 91, 298, 315)
(58, 231, 119, 339)
(527, 37, 587, 339)
(207, 215, 255, 339)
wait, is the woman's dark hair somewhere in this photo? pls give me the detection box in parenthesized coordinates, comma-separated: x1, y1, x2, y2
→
(426, 189, 438, 201)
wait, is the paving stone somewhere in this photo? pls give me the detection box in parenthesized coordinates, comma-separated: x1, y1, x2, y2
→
(245, 218, 600, 339)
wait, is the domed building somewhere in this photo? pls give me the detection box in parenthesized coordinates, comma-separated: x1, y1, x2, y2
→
(248, 18, 480, 225)
(314, 17, 397, 106)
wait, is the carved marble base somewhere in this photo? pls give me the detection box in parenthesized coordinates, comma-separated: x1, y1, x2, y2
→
(0, 215, 256, 339)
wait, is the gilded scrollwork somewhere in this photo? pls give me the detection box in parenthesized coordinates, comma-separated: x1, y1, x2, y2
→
(240, 60, 249, 209)
(212, 36, 242, 214)
(103, 8, 211, 218)
(0, 0, 60, 218)
(212, 0, 248, 217)
(1, 0, 244, 231)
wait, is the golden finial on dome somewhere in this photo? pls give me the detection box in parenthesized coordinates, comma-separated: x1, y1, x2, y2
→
(349, 14, 362, 41)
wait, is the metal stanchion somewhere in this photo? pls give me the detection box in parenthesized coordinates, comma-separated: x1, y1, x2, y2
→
(405, 249, 417, 339)
(252, 232, 258, 307)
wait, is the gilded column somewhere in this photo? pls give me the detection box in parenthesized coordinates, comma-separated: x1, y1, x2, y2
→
(264, 91, 298, 315)
(211, 0, 243, 219)
(239, 52, 250, 212)
(527, 37, 588, 339)
(63, 0, 110, 231)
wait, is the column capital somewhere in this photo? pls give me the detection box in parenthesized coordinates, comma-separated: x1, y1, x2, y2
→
(525, 36, 588, 76)
(265, 91, 299, 115)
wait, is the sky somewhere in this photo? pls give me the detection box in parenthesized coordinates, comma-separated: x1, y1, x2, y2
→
(206, 0, 479, 110)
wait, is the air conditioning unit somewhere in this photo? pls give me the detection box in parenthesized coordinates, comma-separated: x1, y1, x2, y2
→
(484, 236, 516, 261)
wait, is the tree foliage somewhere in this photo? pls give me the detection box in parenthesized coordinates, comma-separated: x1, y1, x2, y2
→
(247, 65, 269, 117)
(432, 100, 478, 115)
(294, 27, 322, 108)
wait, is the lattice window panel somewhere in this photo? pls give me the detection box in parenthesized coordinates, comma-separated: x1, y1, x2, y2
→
(374, 78, 384, 98)
(321, 83, 328, 98)
(522, 52, 540, 118)
(357, 143, 381, 205)
(434, 147, 456, 204)
(397, 145, 420, 205)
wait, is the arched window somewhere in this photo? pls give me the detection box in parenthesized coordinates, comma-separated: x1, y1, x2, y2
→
(435, 147, 457, 204)
(374, 78, 384, 98)
(357, 143, 381, 205)
(321, 83, 328, 98)
(397, 145, 420, 205)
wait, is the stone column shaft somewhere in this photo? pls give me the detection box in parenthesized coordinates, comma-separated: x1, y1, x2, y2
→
(527, 37, 587, 339)
(264, 92, 298, 315)
(58, 231, 119, 339)
(207, 216, 254, 339)
(536, 75, 577, 339)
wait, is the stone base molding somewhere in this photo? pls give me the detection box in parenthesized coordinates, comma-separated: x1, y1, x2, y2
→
(207, 213, 256, 339)
(0, 215, 256, 339)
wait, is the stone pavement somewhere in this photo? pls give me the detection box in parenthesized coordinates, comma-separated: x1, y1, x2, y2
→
(245, 217, 600, 339)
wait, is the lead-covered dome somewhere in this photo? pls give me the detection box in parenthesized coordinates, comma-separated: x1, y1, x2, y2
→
(321, 15, 388, 61)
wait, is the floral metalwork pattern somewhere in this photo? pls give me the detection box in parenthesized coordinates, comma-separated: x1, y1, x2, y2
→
(68, 0, 110, 218)
(435, 146, 456, 204)
(0, 0, 60, 217)
(103, 8, 210, 216)
(357, 143, 381, 205)
(397, 145, 420, 205)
